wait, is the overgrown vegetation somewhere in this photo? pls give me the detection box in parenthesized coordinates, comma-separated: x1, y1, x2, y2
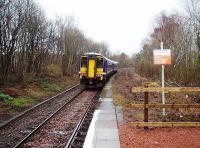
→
(0, 92, 13, 102)
(34, 77, 62, 92)
(0, 63, 78, 109)
(0, 0, 110, 86)
(0, 92, 34, 107)
(0, 75, 78, 109)
(46, 64, 63, 77)
(134, 0, 200, 86)
(6, 97, 34, 107)
(113, 68, 200, 122)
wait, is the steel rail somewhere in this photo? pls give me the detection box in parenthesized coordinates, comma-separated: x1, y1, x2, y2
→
(65, 90, 100, 148)
(14, 87, 85, 148)
(0, 84, 80, 128)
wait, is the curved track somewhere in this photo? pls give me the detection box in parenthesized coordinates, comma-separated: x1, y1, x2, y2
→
(20, 90, 101, 148)
(0, 84, 85, 148)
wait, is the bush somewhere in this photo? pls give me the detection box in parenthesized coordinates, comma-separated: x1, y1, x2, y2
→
(0, 92, 34, 107)
(46, 64, 62, 77)
(0, 92, 13, 102)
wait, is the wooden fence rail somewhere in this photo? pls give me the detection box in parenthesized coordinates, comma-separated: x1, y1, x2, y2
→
(131, 122, 200, 127)
(132, 87, 200, 93)
(126, 103, 200, 109)
(130, 86, 200, 129)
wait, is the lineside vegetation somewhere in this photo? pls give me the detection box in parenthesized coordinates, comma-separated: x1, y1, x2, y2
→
(0, 0, 110, 86)
(134, 0, 200, 86)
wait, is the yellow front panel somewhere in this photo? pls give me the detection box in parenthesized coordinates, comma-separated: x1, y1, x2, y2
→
(80, 67, 87, 73)
(88, 59, 95, 78)
(96, 68, 103, 74)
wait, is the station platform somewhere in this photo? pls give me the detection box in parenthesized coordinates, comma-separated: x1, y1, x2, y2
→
(83, 80, 121, 148)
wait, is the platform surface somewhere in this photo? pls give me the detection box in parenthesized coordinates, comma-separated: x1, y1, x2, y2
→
(83, 80, 121, 148)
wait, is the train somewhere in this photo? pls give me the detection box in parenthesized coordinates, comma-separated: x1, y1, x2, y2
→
(79, 52, 118, 88)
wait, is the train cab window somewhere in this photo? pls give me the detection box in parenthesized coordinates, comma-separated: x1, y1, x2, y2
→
(97, 58, 103, 68)
(81, 57, 87, 67)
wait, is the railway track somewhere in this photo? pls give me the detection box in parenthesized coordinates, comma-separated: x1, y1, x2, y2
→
(19, 90, 101, 148)
(0, 84, 85, 148)
(65, 91, 100, 148)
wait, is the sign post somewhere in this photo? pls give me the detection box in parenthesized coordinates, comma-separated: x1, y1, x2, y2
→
(161, 42, 165, 116)
(153, 42, 171, 116)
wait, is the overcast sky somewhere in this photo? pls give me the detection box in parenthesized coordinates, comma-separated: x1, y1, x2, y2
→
(36, 0, 181, 55)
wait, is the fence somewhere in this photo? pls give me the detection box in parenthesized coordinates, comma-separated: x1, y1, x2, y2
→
(130, 86, 200, 129)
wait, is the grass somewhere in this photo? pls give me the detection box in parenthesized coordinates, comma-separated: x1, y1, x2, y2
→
(112, 86, 132, 107)
(34, 77, 63, 93)
(0, 75, 78, 110)
(41, 83, 62, 92)
(0, 92, 34, 107)
(0, 92, 13, 102)
(6, 97, 34, 107)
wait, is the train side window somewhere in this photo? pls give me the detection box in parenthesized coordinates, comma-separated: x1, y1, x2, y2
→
(97, 58, 103, 68)
(81, 57, 87, 67)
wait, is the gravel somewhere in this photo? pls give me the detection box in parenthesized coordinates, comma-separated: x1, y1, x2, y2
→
(0, 85, 84, 148)
(119, 123, 200, 147)
(22, 90, 97, 147)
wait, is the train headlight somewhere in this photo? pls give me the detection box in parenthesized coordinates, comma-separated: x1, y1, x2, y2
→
(79, 72, 86, 76)
(96, 74, 102, 77)
(96, 73, 105, 80)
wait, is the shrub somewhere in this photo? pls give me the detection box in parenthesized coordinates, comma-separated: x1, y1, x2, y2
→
(0, 92, 34, 107)
(46, 64, 62, 77)
(0, 92, 13, 102)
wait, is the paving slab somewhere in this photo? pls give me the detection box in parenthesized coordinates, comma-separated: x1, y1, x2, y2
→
(83, 80, 121, 148)
(96, 129, 119, 140)
(94, 120, 117, 129)
(95, 110, 116, 114)
(95, 114, 116, 120)
(95, 140, 120, 148)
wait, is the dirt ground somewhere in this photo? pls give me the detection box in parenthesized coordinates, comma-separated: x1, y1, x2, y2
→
(112, 68, 200, 147)
(120, 123, 200, 148)
(0, 75, 78, 124)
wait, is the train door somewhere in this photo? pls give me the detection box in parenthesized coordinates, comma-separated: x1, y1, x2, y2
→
(88, 59, 95, 78)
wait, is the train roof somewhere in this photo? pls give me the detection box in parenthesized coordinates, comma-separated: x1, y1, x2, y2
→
(83, 52, 118, 64)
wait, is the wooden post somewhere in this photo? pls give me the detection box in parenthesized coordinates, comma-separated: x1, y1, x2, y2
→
(144, 86, 148, 129)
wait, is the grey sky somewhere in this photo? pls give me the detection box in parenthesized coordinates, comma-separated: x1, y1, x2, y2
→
(36, 0, 181, 55)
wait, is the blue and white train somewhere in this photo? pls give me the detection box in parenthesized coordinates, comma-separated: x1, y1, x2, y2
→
(79, 52, 118, 88)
